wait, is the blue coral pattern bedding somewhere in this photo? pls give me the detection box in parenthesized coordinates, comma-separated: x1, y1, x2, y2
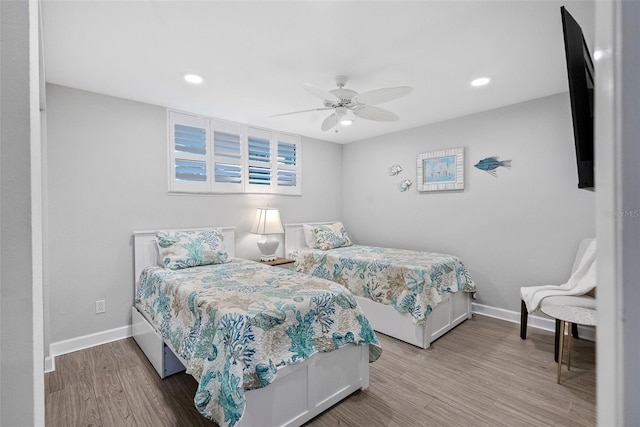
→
(135, 259, 381, 427)
(290, 245, 476, 324)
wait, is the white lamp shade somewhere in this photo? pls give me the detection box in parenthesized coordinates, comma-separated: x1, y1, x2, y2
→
(250, 208, 284, 235)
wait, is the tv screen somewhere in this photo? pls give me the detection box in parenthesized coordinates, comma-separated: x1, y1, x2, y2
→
(561, 6, 595, 190)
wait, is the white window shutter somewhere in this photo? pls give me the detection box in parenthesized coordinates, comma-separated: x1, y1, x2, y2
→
(276, 133, 301, 195)
(211, 119, 244, 193)
(167, 110, 302, 195)
(168, 111, 211, 192)
(245, 127, 274, 193)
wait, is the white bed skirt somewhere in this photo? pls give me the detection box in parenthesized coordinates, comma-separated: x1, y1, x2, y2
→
(356, 292, 471, 349)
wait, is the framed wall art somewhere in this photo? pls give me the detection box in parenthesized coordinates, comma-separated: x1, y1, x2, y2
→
(416, 147, 464, 192)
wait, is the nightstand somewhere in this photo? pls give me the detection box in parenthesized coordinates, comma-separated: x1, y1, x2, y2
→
(260, 257, 295, 270)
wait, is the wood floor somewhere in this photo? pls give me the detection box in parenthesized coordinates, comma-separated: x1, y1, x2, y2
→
(45, 315, 596, 427)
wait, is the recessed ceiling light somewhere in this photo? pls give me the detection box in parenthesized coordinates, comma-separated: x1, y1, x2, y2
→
(184, 73, 204, 84)
(471, 77, 491, 87)
(593, 50, 603, 60)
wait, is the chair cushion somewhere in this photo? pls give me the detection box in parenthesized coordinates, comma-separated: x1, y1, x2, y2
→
(540, 295, 596, 309)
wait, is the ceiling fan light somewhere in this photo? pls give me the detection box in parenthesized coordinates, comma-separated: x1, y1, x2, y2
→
(340, 118, 353, 126)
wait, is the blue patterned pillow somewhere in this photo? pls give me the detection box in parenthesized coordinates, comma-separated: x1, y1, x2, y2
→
(156, 229, 229, 270)
(313, 222, 352, 250)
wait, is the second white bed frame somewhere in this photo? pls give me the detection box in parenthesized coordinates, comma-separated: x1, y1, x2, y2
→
(285, 222, 473, 349)
(131, 227, 371, 427)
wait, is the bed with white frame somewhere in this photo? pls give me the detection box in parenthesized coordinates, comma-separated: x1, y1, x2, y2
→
(131, 226, 372, 427)
(285, 222, 473, 349)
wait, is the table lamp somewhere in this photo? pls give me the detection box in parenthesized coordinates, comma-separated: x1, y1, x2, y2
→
(250, 207, 284, 261)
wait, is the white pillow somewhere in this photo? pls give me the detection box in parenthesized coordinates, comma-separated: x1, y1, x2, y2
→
(156, 229, 229, 270)
(303, 224, 319, 248)
(313, 222, 353, 250)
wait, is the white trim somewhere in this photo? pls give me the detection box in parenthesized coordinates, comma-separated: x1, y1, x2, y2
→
(44, 357, 54, 374)
(47, 325, 131, 372)
(472, 302, 596, 342)
(44, 301, 596, 373)
(30, 1, 45, 424)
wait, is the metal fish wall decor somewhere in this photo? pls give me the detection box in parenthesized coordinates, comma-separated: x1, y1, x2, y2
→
(474, 156, 512, 177)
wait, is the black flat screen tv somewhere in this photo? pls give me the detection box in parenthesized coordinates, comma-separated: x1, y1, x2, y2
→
(561, 6, 594, 190)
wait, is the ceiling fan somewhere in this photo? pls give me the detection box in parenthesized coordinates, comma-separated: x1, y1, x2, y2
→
(272, 75, 413, 131)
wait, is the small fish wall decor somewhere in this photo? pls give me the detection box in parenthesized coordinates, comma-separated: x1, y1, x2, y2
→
(399, 179, 412, 192)
(474, 156, 512, 177)
(389, 164, 403, 176)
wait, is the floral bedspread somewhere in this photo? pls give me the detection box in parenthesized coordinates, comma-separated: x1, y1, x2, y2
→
(290, 245, 476, 324)
(135, 259, 381, 427)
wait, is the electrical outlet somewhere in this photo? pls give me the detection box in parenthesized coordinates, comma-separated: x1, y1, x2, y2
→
(96, 300, 106, 314)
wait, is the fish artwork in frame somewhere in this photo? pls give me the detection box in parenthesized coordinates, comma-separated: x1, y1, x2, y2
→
(416, 147, 464, 192)
(474, 156, 512, 177)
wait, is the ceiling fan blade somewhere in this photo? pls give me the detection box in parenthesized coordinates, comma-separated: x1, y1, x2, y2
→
(352, 86, 413, 106)
(269, 107, 331, 118)
(321, 113, 338, 131)
(354, 105, 399, 121)
(303, 83, 341, 103)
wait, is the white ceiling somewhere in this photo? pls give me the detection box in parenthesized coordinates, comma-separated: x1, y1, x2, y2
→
(41, 0, 594, 144)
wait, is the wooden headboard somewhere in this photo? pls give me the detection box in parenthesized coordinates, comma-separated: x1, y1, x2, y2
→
(284, 221, 336, 255)
(132, 226, 236, 290)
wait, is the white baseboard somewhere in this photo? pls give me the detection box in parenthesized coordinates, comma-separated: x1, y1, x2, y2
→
(44, 356, 55, 373)
(471, 302, 596, 342)
(46, 325, 132, 372)
(44, 303, 595, 373)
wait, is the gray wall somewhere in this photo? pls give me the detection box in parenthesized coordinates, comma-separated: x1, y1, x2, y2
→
(343, 93, 595, 312)
(46, 86, 597, 342)
(46, 84, 343, 343)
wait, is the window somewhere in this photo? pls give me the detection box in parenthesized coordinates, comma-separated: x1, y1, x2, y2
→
(246, 128, 273, 193)
(275, 133, 301, 195)
(212, 120, 244, 193)
(168, 111, 301, 195)
(168, 112, 210, 193)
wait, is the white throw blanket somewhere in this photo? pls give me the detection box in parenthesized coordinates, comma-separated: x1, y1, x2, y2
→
(521, 239, 597, 313)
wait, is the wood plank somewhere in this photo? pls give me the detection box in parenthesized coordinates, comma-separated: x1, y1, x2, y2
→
(44, 316, 596, 427)
(45, 381, 102, 427)
(117, 365, 174, 427)
(83, 342, 136, 426)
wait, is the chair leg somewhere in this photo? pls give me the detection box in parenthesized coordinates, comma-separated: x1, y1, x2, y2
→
(571, 323, 579, 339)
(554, 319, 561, 363)
(520, 300, 528, 339)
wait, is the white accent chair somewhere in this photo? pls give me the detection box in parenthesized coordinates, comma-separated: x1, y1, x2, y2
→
(520, 238, 596, 361)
